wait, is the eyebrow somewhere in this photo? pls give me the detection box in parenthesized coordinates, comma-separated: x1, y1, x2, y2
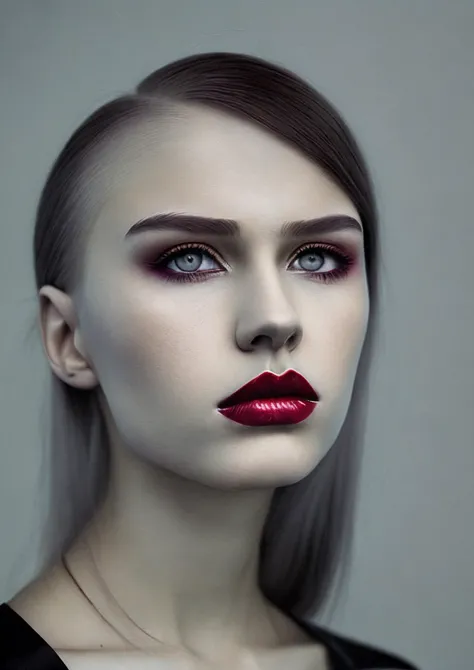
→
(124, 212, 363, 240)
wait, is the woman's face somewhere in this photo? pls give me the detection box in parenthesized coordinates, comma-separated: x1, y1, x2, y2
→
(71, 105, 369, 489)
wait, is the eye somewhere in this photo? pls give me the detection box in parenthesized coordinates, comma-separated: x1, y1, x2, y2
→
(145, 241, 356, 285)
(166, 247, 220, 273)
(288, 243, 356, 283)
(289, 246, 339, 273)
(145, 243, 225, 284)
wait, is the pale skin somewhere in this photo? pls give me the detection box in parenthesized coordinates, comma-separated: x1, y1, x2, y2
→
(10, 105, 369, 669)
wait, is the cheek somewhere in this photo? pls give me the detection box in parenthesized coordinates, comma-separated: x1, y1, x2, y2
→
(311, 285, 369, 395)
(307, 286, 369, 448)
(78, 277, 227, 403)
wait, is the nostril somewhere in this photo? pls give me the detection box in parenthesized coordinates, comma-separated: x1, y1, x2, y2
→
(251, 334, 272, 348)
(287, 333, 297, 347)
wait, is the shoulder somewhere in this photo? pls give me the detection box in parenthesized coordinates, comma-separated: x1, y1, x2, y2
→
(0, 601, 67, 669)
(4, 565, 104, 650)
(296, 617, 421, 669)
(1, 566, 125, 668)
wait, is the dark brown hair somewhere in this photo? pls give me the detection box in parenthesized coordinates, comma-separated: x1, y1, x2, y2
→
(32, 52, 379, 623)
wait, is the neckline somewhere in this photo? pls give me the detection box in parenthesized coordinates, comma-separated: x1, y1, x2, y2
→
(0, 602, 418, 669)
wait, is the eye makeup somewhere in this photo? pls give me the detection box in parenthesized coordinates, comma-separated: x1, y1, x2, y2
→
(140, 240, 359, 285)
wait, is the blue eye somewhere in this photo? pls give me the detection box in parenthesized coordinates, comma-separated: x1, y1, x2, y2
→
(146, 242, 356, 285)
(167, 249, 221, 274)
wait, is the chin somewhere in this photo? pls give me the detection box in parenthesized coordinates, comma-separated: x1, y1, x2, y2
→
(182, 434, 324, 490)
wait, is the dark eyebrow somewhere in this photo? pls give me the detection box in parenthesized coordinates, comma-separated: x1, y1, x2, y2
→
(124, 212, 362, 240)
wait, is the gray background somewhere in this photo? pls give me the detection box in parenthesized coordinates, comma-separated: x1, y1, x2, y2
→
(1, 2, 473, 669)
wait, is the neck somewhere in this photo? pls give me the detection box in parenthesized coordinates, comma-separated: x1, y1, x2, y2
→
(66, 439, 300, 657)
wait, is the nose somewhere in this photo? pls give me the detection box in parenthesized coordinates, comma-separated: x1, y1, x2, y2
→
(235, 274, 303, 354)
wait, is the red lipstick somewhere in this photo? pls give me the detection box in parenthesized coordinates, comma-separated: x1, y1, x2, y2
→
(217, 369, 319, 427)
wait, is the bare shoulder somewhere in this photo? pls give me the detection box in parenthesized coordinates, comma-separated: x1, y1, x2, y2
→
(7, 569, 189, 669)
(9, 563, 75, 637)
(8, 562, 121, 654)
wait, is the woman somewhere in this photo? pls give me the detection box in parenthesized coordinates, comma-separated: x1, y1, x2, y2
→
(1, 52, 420, 669)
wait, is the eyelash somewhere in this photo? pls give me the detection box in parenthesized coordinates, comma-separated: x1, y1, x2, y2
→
(144, 242, 356, 285)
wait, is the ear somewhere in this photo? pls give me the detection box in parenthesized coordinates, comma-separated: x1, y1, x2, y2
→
(38, 285, 98, 389)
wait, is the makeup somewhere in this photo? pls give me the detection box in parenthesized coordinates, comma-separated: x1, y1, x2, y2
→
(143, 241, 356, 285)
(217, 369, 319, 427)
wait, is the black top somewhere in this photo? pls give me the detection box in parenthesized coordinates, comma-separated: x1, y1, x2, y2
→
(0, 602, 420, 669)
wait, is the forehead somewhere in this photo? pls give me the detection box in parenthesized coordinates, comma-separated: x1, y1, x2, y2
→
(90, 105, 360, 243)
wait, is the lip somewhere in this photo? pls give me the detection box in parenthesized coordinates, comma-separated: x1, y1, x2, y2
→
(217, 369, 319, 427)
(218, 369, 319, 408)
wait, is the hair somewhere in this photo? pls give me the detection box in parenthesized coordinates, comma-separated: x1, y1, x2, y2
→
(31, 52, 379, 626)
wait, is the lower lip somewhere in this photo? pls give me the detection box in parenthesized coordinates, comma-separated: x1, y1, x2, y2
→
(217, 397, 317, 427)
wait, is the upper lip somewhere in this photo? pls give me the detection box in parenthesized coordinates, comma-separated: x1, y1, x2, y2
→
(217, 369, 319, 409)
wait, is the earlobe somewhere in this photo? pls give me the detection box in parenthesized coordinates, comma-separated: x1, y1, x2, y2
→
(38, 285, 98, 389)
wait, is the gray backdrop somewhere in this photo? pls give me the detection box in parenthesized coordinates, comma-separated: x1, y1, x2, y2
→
(1, 2, 473, 669)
